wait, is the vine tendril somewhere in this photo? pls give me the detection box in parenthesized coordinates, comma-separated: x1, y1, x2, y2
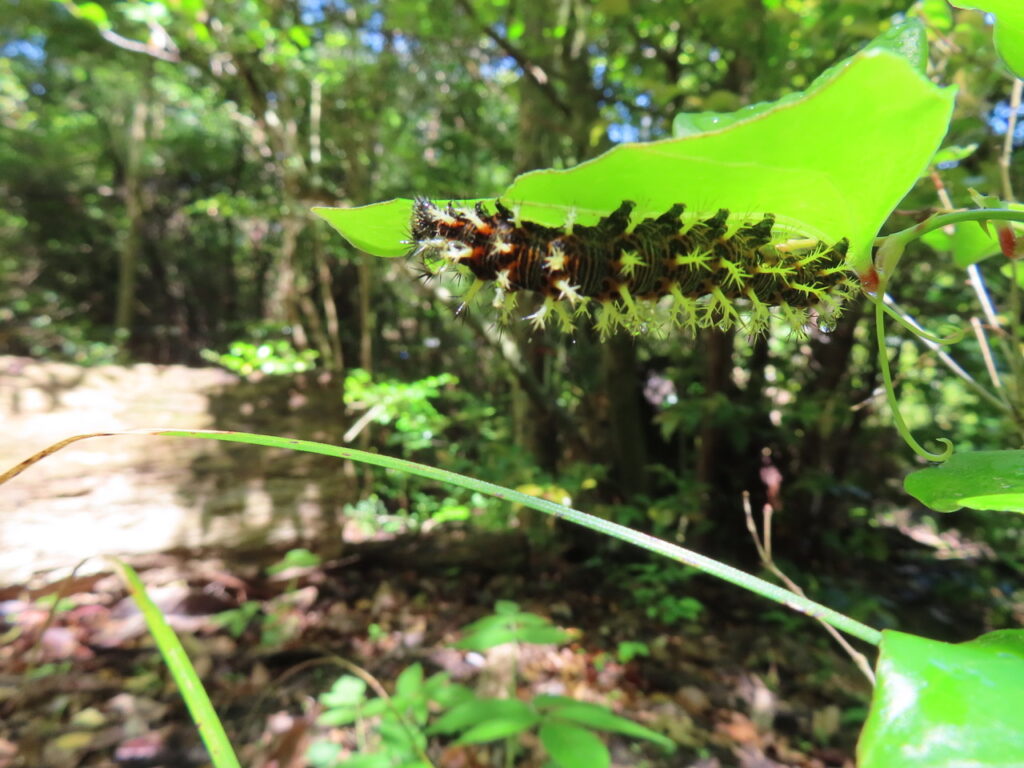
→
(881, 297, 966, 345)
(873, 298, 954, 462)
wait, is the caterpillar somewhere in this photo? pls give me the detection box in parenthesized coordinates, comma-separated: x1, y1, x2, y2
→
(409, 197, 857, 337)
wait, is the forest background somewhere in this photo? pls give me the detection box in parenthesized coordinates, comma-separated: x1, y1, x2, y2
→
(2, 0, 1023, 766)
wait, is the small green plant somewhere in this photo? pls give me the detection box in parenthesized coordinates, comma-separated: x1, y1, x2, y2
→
(214, 548, 322, 646)
(615, 640, 650, 664)
(309, 665, 473, 768)
(309, 601, 674, 767)
(626, 563, 704, 625)
(342, 368, 457, 453)
(455, 599, 571, 650)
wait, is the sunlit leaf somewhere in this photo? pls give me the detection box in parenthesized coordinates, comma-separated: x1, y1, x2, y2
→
(904, 450, 1024, 513)
(539, 723, 610, 768)
(858, 630, 1024, 767)
(953, 2, 1024, 77)
(316, 32, 954, 274)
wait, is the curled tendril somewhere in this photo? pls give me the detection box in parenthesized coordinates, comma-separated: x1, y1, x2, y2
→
(874, 298, 955, 462)
(881, 298, 967, 346)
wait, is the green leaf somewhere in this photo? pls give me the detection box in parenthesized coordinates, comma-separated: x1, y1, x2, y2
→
(953, 2, 1024, 78)
(428, 698, 535, 735)
(287, 26, 312, 48)
(317, 707, 361, 727)
(904, 450, 1024, 513)
(395, 663, 424, 698)
(864, 18, 930, 71)
(931, 143, 978, 166)
(457, 609, 569, 650)
(74, 2, 111, 29)
(454, 712, 541, 744)
(515, 626, 572, 645)
(306, 741, 341, 768)
(921, 222, 1000, 267)
(113, 561, 241, 768)
(266, 546, 321, 574)
(321, 676, 368, 708)
(315, 199, 412, 258)
(535, 696, 675, 751)
(539, 723, 610, 768)
(336, 754, 397, 768)
(494, 600, 520, 615)
(857, 630, 1024, 767)
(315, 47, 954, 274)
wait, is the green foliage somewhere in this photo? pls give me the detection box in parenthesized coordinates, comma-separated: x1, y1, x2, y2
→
(615, 640, 651, 664)
(11, 2, 1024, 766)
(309, 603, 673, 768)
(625, 563, 704, 626)
(311, 666, 468, 768)
(214, 548, 322, 644)
(201, 338, 319, 378)
(455, 599, 571, 651)
(343, 369, 457, 453)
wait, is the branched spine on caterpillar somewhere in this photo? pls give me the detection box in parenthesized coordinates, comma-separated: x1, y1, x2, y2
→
(409, 197, 858, 337)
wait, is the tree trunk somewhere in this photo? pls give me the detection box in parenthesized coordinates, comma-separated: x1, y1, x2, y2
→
(114, 87, 148, 343)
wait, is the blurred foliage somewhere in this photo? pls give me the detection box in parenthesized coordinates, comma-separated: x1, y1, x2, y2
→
(202, 337, 320, 377)
(310, 603, 673, 767)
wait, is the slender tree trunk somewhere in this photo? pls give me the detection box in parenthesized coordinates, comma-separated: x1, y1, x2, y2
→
(115, 86, 148, 343)
(602, 337, 650, 496)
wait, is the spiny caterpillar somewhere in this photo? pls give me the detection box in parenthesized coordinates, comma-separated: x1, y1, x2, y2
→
(410, 197, 858, 338)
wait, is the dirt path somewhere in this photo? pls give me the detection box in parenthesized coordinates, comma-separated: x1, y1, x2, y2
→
(0, 356, 349, 585)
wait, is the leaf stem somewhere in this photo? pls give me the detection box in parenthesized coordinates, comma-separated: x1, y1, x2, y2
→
(879, 208, 1024, 247)
(872, 299, 954, 462)
(880, 296, 965, 345)
(160, 429, 884, 647)
(2, 429, 884, 647)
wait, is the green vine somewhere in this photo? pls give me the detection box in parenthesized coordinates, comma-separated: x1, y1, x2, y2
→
(870, 207, 1024, 462)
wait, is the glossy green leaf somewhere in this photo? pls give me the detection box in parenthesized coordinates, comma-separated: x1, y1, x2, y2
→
(904, 450, 1024, 513)
(315, 45, 954, 274)
(954, 2, 1024, 78)
(315, 199, 411, 258)
(858, 630, 1024, 767)
(539, 723, 610, 768)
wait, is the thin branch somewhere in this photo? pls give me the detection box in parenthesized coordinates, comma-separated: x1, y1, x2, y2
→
(453, 0, 573, 117)
(971, 315, 1004, 393)
(97, 26, 181, 63)
(883, 295, 1007, 412)
(999, 78, 1023, 203)
(742, 493, 877, 684)
(61, 0, 181, 63)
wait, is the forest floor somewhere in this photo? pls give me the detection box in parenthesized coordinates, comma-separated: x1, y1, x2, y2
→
(0, 355, 987, 767)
